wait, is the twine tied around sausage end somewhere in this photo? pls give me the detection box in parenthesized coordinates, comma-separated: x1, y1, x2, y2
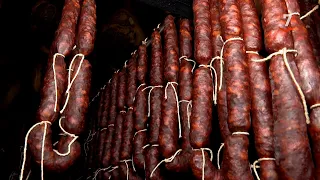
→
(178, 100, 192, 129)
(199, 64, 218, 105)
(311, 104, 320, 109)
(100, 127, 108, 132)
(142, 85, 163, 117)
(284, 12, 300, 26)
(133, 129, 147, 140)
(60, 53, 85, 113)
(219, 36, 244, 91)
(53, 117, 78, 156)
(92, 166, 112, 180)
(210, 56, 223, 104)
(217, 143, 225, 170)
(120, 110, 127, 114)
(164, 82, 182, 138)
(232, 132, 250, 136)
(252, 48, 310, 124)
(192, 148, 214, 180)
(20, 121, 52, 180)
(179, 56, 196, 73)
(52, 53, 65, 112)
(150, 149, 182, 178)
(133, 83, 146, 102)
(252, 158, 276, 180)
(120, 159, 132, 180)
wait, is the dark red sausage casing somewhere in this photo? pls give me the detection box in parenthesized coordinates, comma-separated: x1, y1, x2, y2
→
(190, 67, 213, 148)
(75, 0, 96, 56)
(190, 151, 222, 180)
(163, 15, 179, 82)
(62, 58, 92, 135)
(193, 0, 213, 65)
(102, 72, 119, 167)
(221, 135, 253, 180)
(53, 0, 81, 55)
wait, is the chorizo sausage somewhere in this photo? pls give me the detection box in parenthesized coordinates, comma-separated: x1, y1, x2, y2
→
(261, 0, 314, 178)
(299, 0, 320, 65)
(193, 0, 212, 65)
(102, 72, 119, 168)
(75, 0, 96, 56)
(159, 15, 180, 159)
(285, 0, 320, 177)
(190, 67, 213, 149)
(190, 150, 223, 180)
(165, 19, 193, 172)
(239, 0, 277, 179)
(210, 0, 230, 142)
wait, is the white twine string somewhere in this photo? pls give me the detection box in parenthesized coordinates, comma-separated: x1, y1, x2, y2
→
(252, 158, 276, 180)
(150, 149, 182, 178)
(60, 54, 85, 113)
(142, 85, 163, 117)
(284, 12, 300, 26)
(52, 53, 65, 112)
(311, 104, 320, 109)
(142, 144, 150, 149)
(219, 36, 244, 91)
(131, 50, 137, 56)
(301, 5, 319, 19)
(53, 117, 78, 156)
(179, 56, 196, 73)
(133, 129, 147, 140)
(210, 57, 222, 104)
(101, 127, 108, 132)
(199, 64, 218, 104)
(192, 148, 214, 180)
(164, 82, 181, 138)
(131, 155, 136, 172)
(120, 110, 127, 114)
(143, 38, 148, 45)
(217, 143, 225, 170)
(232, 132, 250, 136)
(124, 60, 129, 68)
(20, 121, 52, 180)
(120, 160, 132, 180)
(153, 23, 161, 31)
(252, 48, 310, 124)
(246, 51, 259, 55)
(84, 131, 96, 157)
(92, 166, 112, 180)
(133, 83, 146, 102)
(178, 100, 192, 129)
(108, 166, 119, 173)
(251, 49, 297, 62)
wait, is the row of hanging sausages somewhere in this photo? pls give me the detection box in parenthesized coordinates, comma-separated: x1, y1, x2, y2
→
(21, 0, 96, 179)
(88, 0, 320, 179)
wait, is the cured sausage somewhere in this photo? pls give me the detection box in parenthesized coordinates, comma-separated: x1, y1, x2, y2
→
(193, 0, 212, 65)
(75, 0, 96, 56)
(210, 0, 230, 142)
(219, 0, 253, 179)
(97, 84, 111, 165)
(190, 150, 223, 180)
(238, 0, 277, 179)
(190, 67, 213, 149)
(28, 58, 91, 172)
(159, 15, 180, 159)
(102, 72, 119, 168)
(133, 42, 149, 171)
(261, 0, 314, 178)
(166, 19, 193, 172)
(285, 0, 320, 177)
(299, 0, 320, 65)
